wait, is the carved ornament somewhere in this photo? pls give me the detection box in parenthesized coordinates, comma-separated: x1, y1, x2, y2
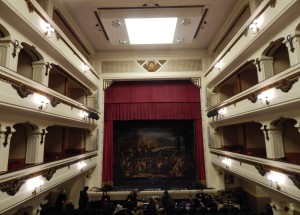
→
(11, 84, 34, 98)
(143, 61, 161, 72)
(275, 78, 298, 93)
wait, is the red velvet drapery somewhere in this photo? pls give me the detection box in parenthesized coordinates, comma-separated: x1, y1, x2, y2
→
(102, 80, 205, 185)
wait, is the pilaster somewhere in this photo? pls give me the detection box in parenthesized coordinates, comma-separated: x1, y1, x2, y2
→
(260, 56, 274, 80)
(25, 128, 47, 164)
(262, 125, 284, 159)
(0, 39, 21, 71)
(32, 60, 49, 86)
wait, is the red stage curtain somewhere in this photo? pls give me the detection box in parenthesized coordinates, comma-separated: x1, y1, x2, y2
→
(102, 121, 113, 185)
(102, 80, 206, 185)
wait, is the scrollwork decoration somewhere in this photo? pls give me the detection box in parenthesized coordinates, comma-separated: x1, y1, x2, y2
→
(49, 96, 60, 107)
(3, 126, 11, 147)
(0, 178, 25, 196)
(275, 78, 298, 93)
(11, 84, 34, 98)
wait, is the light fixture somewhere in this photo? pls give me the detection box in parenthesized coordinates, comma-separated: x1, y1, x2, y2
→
(214, 61, 222, 70)
(119, 40, 127, 45)
(82, 64, 89, 74)
(249, 17, 263, 34)
(267, 171, 284, 190)
(176, 38, 184, 43)
(78, 161, 87, 172)
(34, 94, 50, 110)
(125, 18, 177, 44)
(222, 158, 231, 168)
(44, 23, 54, 38)
(181, 18, 191, 26)
(80, 110, 89, 119)
(218, 108, 227, 116)
(28, 177, 44, 196)
(257, 89, 274, 105)
(112, 20, 122, 28)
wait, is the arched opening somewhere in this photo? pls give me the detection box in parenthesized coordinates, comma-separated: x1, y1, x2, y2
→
(17, 42, 44, 82)
(281, 118, 300, 165)
(273, 44, 290, 75)
(44, 126, 64, 162)
(215, 60, 258, 103)
(0, 23, 10, 38)
(221, 122, 266, 158)
(8, 124, 28, 171)
(261, 38, 290, 79)
(49, 64, 90, 105)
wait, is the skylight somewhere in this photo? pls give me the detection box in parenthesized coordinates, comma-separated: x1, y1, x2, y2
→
(125, 18, 178, 45)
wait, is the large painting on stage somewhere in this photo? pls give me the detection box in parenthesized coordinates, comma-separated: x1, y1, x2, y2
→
(113, 120, 196, 184)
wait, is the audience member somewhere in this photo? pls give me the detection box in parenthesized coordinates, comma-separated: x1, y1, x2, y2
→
(78, 186, 89, 210)
(161, 190, 173, 215)
(102, 191, 111, 209)
(56, 189, 67, 214)
(64, 199, 75, 215)
(131, 202, 144, 215)
(154, 197, 165, 215)
(147, 197, 157, 215)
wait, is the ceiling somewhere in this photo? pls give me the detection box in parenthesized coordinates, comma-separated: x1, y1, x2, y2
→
(53, 0, 237, 53)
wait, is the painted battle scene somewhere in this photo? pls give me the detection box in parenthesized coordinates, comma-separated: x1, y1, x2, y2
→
(113, 120, 196, 182)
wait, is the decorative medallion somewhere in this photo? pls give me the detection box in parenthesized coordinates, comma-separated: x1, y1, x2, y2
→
(143, 61, 160, 72)
(0, 178, 25, 196)
(11, 84, 33, 98)
(255, 164, 269, 176)
(248, 92, 258, 103)
(288, 172, 300, 189)
(49, 96, 60, 107)
(42, 169, 56, 181)
(55, 31, 61, 40)
(24, 0, 35, 13)
(276, 78, 298, 93)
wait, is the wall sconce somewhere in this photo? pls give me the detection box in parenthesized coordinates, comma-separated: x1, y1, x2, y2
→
(222, 158, 231, 169)
(267, 171, 284, 190)
(44, 23, 54, 38)
(214, 61, 222, 71)
(28, 177, 44, 196)
(80, 110, 89, 119)
(82, 64, 90, 74)
(257, 89, 274, 105)
(34, 94, 50, 110)
(218, 108, 227, 117)
(78, 161, 87, 172)
(249, 17, 263, 34)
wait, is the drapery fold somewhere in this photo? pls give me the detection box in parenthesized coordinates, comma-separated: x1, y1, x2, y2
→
(102, 81, 206, 185)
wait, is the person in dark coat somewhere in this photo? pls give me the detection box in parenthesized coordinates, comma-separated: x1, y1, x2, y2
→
(56, 189, 67, 214)
(161, 190, 173, 215)
(78, 186, 89, 210)
(64, 199, 75, 215)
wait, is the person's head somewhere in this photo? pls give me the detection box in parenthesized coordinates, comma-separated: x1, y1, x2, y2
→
(137, 202, 143, 209)
(84, 186, 89, 191)
(164, 190, 169, 195)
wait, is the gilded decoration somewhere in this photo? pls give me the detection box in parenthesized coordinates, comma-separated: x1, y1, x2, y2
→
(11, 84, 34, 98)
(275, 77, 298, 93)
(143, 61, 161, 72)
(0, 155, 96, 196)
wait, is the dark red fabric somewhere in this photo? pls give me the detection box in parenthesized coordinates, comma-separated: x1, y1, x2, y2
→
(105, 103, 201, 120)
(195, 119, 206, 182)
(105, 80, 200, 103)
(102, 81, 206, 184)
(102, 121, 113, 185)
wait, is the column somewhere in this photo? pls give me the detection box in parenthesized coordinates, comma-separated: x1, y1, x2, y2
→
(32, 60, 49, 86)
(260, 56, 274, 80)
(25, 128, 47, 164)
(262, 125, 284, 159)
(85, 130, 94, 151)
(0, 124, 15, 172)
(271, 200, 294, 215)
(87, 95, 95, 109)
(211, 127, 222, 149)
(0, 39, 21, 71)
